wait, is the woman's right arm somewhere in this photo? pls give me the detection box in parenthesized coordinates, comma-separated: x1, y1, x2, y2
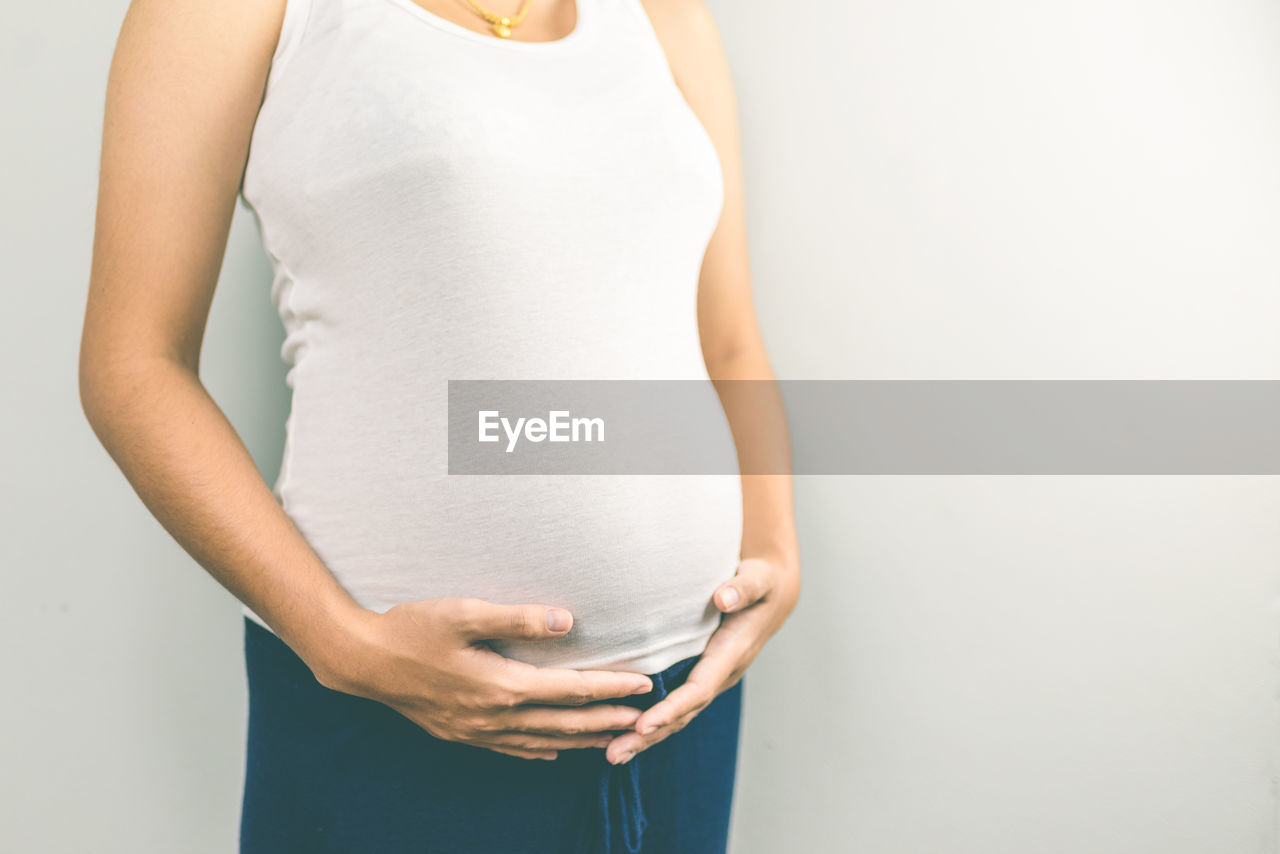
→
(80, 0, 652, 760)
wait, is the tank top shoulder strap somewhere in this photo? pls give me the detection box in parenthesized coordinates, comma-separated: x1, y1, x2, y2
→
(260, 0, 382, 101)
(266, 0, 313, 84)
(608, 0, 666, 46)
(596, 0, 687, 87)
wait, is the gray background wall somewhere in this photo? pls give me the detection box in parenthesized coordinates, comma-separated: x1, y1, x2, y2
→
(3, 0, 1278, 851)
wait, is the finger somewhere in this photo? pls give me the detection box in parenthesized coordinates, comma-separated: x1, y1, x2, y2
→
(478, 730, 616, 751)
(604, 654, 731, 764)
(605, 698, 706, 763)
(713, 557, 777, 613)
(635, 679, 714, 735)
(485, 745, 559, 761)
(632, 641, 741, 737)
(452, 598, 577, 642)
(604, 623, 756, 763)
(493, 703, 643, 735)
(604, 680, 710, 763)
(493, 657, 654, 705)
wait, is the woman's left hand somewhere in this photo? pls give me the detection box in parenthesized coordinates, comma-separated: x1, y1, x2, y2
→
(603, 556, 801, 765)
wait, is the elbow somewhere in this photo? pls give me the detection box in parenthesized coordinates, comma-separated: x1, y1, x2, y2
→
(700, 312, 774, 379)
(77, 339, 144, 431)
(703, 337, 774, 381)
(78, 345, 118, 434)
(77, 339, 104, 426)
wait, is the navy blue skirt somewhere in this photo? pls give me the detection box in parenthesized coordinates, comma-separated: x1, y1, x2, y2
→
(239, 616, 743, 854)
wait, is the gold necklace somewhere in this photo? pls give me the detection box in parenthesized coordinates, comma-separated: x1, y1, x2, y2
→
(458, 0, 535, 38)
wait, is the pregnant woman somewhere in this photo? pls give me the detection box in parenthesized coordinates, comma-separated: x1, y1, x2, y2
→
(80, 0, 800, 851)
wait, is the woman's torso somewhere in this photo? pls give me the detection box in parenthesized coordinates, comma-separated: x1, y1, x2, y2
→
(238, 0, 742, 672)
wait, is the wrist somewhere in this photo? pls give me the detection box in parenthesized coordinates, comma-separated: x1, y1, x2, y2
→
(285, 590, 381, 695)
(743, 547, 799, 578)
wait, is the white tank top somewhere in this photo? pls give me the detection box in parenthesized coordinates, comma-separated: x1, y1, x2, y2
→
(238, 0, 743, 673)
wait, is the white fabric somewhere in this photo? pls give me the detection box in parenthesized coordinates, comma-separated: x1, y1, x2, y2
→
(238, 0, 742, 672)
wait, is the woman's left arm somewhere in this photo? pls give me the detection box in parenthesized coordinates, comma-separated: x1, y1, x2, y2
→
(605, 0, 802, 765)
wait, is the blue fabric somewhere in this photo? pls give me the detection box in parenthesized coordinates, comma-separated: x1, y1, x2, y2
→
(240, 616, 742, 854)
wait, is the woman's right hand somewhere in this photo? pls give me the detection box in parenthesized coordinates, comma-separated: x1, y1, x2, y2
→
(310, 597, 655, 761)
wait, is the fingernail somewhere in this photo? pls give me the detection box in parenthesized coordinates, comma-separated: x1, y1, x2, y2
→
(639, 723, 658, 735)
(718, 587, 740, 609)
(612, 751, 636, 765)
(631, 679, 653, 695)
(546, 609, 571, 632)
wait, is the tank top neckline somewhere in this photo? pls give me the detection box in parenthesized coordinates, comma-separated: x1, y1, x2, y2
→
(378, 0, 595, 53)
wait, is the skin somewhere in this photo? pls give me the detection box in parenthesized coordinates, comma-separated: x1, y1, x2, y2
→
(80, 0, 799, 768)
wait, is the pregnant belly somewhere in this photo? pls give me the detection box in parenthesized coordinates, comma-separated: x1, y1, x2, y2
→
(284, 471, 744, 672)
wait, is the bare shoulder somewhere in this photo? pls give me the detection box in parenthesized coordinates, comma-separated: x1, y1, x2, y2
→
(114, 0, 288, 69)
(637, 0, 720, 43)
(636, 0, 729, 90)
(635, 0, 738, 170)
(109, 0, 290, 131)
